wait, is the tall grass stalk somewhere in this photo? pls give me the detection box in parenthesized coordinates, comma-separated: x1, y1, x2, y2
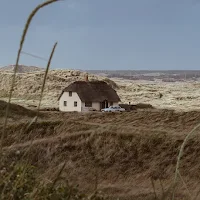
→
(151, 178, 158, 200)
(193, 188, 200, 200)
(0, 1, 59, 197)
(35, 42, 57, 122)
(177, 170, 192, 199)
(158, 179, 164, 197)
(21, 42, 58, 160)
(0, 0, 59, 151)
(14, 41, 57, 144)
(28, 161, 67, 199)
(7, 42, 59, 192)
(172, 123, 200, 200)
(49, 161, 67, 191)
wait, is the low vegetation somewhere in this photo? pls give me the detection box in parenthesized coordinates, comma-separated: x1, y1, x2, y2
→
(0, 162, 107, 200)
(1, 0, 200, 199)
(0, 100, 38, 118)
(1, 103, 200, 199)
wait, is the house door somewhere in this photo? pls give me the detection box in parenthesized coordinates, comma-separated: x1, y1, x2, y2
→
(101, 100, 108, 109)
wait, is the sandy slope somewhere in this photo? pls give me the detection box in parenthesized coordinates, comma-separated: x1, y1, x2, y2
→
(1, 66, 200, 111)
(0, 69, 103, 108)
(114, 78, 200, 111)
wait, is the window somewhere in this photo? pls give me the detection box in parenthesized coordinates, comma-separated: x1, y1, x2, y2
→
(74, 101, 77, 107)
(69, 91, 72, 97)
(85, 102, 92, 107)
(64, 101, 67, 106)
(110, 102, 113, 106)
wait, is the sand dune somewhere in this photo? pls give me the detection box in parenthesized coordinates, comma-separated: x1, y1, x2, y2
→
(1, 66, 200, 111)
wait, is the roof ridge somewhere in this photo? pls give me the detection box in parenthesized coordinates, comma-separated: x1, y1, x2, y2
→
(59, 80, 121, 102)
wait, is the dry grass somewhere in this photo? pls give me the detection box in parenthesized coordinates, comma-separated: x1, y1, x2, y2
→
(172, 123, 200, 200)
(1, 0, 200, 199)
(2, 91, 200, 199)
(1, 109, 200, 199)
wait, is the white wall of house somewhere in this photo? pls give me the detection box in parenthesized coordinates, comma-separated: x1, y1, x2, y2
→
(81, 102, 100, 111)
(112, 102, 119, 106)
(59, 92, 120, 112)
(92, 102, 101, 110)
(81, 102, 119, 111)
(59, 92, 82, 112)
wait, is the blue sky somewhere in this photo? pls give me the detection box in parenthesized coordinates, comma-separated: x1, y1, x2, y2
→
(1, 0, 200, 70)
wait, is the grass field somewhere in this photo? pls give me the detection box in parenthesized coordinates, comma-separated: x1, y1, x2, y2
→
(1, 102, 200, 199)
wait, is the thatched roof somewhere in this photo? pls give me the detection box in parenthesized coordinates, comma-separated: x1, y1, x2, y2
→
(59, 81, 120, 102)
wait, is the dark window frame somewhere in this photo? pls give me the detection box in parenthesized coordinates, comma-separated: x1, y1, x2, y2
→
(85, 102, 92, 107)
(69, 91, 72, 97)
(64, 101, 67, 106)
(74, 101, 77, 107)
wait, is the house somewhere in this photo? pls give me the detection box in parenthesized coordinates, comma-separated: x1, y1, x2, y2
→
(58, 76, 120, 112)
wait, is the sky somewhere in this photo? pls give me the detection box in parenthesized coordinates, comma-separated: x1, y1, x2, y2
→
(1, 0, 200, 70)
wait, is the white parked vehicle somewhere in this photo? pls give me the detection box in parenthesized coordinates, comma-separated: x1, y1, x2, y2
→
(101, 106, 125, 112)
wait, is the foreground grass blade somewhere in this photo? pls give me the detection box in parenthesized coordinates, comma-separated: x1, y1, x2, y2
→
(35, 42, 58, 122)
(0, 0, 59, 151)
(177, 170, 192, 199)
(21, 42, 58, 160)
(172, 123, 200, 200)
